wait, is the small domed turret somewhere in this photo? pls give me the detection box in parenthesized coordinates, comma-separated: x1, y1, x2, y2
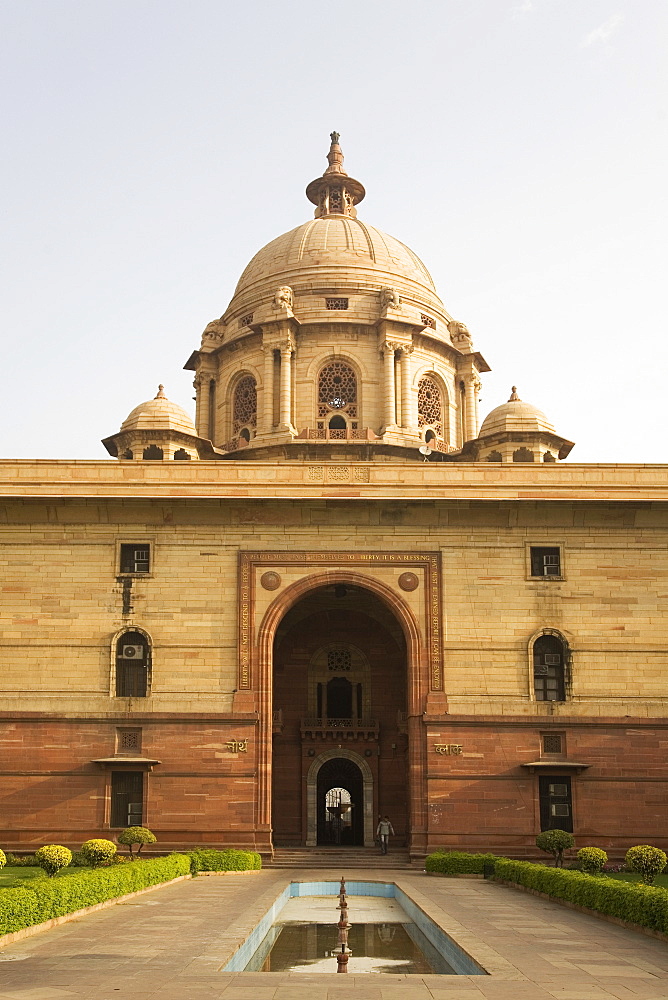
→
(102, 385, 214, 461)
(471, 387, 574, 463)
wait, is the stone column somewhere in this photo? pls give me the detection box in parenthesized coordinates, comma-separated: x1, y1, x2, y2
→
(262, 345, 274, 432)
(198, 374, 211, 441)
(464, 374, 479, 442)
(399, 344, 414, 429)
(381, 342, 398, 429)
(279, 340, 294, 431)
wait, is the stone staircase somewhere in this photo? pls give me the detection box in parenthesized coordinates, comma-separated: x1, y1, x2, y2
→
(268, 847, 415, 869)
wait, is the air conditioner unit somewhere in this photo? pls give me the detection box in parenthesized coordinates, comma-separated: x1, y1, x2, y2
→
(551, 803, 570, 817)
(534, 664, 549, 676)
(542, 555, 560, 575)
(120, 645, 144, 659)
(549, 783, 568, 796)
(544, 654, 561, 665)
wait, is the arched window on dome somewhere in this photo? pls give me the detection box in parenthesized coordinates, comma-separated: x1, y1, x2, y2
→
(143, 445, 163, 460)
(418, 375, 443, 441)
(232, 375, 257, 439)
(513, 447, 535, 463)
(531, 631, 569, 703)
(318, 362, 358, 419)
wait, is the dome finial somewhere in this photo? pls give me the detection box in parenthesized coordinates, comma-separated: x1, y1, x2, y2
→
(509, 386, 521, 402)
(306, 134, 365, 218)
(155, 384, 166, 399)
(324, 131, 346, 176)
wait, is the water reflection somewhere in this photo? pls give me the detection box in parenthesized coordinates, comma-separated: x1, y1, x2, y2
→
(248, 921, 456, 974)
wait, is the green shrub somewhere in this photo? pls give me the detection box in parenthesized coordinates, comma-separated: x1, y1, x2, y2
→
(188, 849, 261, 875)
(0, 848, 5, 870)
(576, 847, 608, 875)
(425, 851, 502, 875)
(34, 845, 72, 877)
(4, 853, 38, 867)
(535, 829, 574, 867)
(80, 839, 117, 868)
(495, 858, 668, 934)
(0, 854, 190, 936)
(117, 826, 157, 858)
(625, 845, 668, 886)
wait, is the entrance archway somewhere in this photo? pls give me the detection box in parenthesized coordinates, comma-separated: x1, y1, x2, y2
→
(270, 582, 408, 848)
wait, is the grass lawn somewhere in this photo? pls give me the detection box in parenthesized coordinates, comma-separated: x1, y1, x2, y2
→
(0, 865, 94, 888)
(605, 871, 668, 889)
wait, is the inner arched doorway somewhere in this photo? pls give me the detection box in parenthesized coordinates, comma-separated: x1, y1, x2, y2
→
(271, 582, 407, 848)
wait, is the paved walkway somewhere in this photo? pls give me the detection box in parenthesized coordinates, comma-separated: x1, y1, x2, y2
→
(1, 868, 667, 999)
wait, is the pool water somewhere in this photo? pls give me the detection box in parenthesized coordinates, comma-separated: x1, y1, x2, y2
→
(245, 920, 457, 974)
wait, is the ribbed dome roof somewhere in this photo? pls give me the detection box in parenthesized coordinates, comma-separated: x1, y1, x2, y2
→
(479, 387, 555, 437)
(233, 217, 436, 297)
(121, 386, 196, 435)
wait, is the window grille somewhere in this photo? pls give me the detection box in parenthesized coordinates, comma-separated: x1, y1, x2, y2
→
(239, 313, 254, 327)
(328, 649, 352, 671)
(325, 297, 349, 310)
(421, 314, 436, 328)
(117, 729, 142, 752)
(318, 362, 357, 416)
(417, 375, 443, 437)
(233, 375, 257, 434)
(542, 734, 563, 754)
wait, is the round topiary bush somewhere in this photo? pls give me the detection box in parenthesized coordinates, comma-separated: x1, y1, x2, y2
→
(35, 845, 72, 876)
(536, 829, 574, 867)
(0, 848, 5, 870)
(117, 826, 157, 858)
(80, 839, 117, 867)
(576, 846, 608, 874)
(625, 844, 668, 885)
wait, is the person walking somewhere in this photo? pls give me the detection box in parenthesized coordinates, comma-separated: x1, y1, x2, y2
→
(376, 815, 394, 855)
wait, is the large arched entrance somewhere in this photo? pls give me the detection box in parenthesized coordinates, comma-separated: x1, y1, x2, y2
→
(271, 582, 408, 847)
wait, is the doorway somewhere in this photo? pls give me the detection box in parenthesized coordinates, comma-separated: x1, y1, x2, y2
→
(317, 757, 363, 845)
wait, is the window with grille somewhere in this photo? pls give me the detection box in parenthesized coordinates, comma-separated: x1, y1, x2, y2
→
(530, 546, 561, 577)
(233, 375, 257, 434)
(542, 733, 563, 755)
(420, 314, 436, 328)
(117, 728, 142, 753)
(115, 631, 150, 697)
(539, 775, 572, 832)
(318, 362, 357, 417)
(325, 297, 349, 310)
(417, 375, 443, 438)
(120, 544, 150, 574)
(328, 649, 352, 671)
(533, 634, 566, 702)
(239, 313, 254, 327)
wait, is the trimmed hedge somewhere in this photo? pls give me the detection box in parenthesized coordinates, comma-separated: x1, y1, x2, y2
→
(425, 851, 502, 875)
(0, 854, 190, 937)
(495, 859, 668, 934)
(188, 849, 262, 875)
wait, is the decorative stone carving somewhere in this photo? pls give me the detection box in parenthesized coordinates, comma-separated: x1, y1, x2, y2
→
(202, 319, 225, 343)
(273, 286, 294, 311)
(260, 571, 281, 591)
(448, 320, 472, 348)
(398, 572, 419, 592)
(380, 340, 402, 357)
(380, 287, 402, 310)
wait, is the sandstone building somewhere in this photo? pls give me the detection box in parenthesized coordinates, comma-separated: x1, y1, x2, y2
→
(1, 135, 667, 859)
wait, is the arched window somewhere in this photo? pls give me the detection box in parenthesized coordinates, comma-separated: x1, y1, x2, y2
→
(487, 450, 502, 462)
(329, 415, 346, 430)
(318, 361, 357, 418)
(143, 445, 163, 460)
(115, 630, 150, 697)
(533, 633, 568, 702)
(418, 375, 443, 439)
(233, 375, 257, 435)
(543, 451, 555, 462)
(513, 447, 534, 462)
(173, 448, 191, 460)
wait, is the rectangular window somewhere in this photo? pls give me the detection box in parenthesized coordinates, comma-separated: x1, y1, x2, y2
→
(116, 728, 142, 753)
(119, 544, 150, 574)
(539, 775, 572, 832)
(530, 546, 561, 578)
(110, 771, 144, 828)
(541, 733, 564, 755)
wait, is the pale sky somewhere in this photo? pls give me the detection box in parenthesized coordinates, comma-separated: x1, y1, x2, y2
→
(1, 0, 666, 462)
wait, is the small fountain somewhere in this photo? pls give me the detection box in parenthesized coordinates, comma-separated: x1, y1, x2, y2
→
(336, 876, 350, 972)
